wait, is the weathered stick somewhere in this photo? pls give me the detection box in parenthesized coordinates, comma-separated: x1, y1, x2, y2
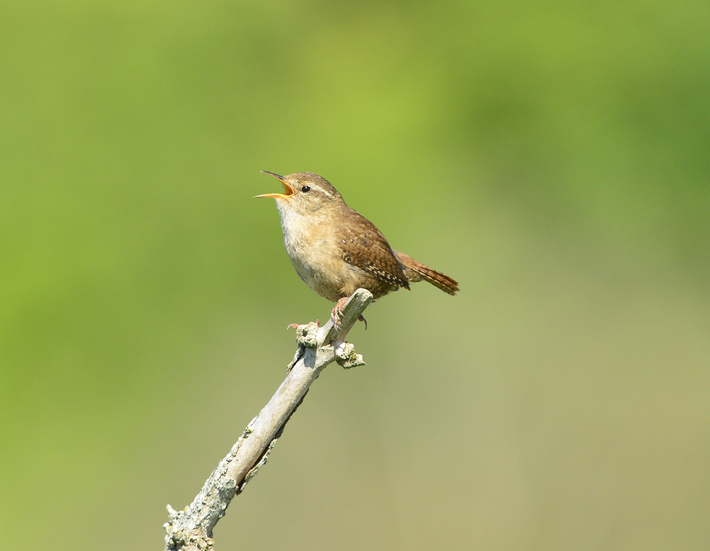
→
(164, 288, 374, 551)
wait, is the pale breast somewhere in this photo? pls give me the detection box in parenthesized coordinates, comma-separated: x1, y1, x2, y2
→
(277, 205, 365, 301)
(275, 202, 400, 301)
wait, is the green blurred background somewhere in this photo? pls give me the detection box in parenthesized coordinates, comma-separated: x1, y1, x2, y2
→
(2, 1, 709, 549)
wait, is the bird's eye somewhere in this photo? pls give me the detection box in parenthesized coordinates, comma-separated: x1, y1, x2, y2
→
(302, 186, 311, 192)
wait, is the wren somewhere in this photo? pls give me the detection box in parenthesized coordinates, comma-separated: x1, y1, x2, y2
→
(255, 171, 458, 319)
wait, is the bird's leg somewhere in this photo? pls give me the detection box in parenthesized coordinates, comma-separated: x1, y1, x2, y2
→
(331, 295, 369, 352)
(330, 297, 349, 329)
(331, 296, 368, 329)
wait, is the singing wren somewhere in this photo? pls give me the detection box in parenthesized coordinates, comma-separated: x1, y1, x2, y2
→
(255, 171, 458, 319)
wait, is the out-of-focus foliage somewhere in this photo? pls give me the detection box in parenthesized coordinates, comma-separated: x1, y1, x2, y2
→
(1, 1, 708, 550)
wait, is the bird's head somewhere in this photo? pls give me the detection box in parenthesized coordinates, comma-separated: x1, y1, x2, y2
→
(255, 171, 345, 216)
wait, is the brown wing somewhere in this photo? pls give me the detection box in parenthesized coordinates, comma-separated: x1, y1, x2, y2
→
(335, 209, 410, 290)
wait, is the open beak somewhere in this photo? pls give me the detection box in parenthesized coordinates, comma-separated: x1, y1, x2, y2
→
(254, 171, 295, 199)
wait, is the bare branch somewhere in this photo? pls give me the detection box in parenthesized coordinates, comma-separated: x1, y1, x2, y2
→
(164, 289, 374, 551)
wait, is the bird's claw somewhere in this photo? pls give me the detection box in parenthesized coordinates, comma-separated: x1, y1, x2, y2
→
(330, 297, 349, 329)
(331, 297, 368, 330)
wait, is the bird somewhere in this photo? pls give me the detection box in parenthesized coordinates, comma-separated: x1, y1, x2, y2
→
(255, 171, 458, 324)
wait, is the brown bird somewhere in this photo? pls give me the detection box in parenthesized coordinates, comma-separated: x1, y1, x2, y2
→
(255, 171, 458, 322)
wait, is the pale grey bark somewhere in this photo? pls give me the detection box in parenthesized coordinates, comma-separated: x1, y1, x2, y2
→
(164, 289, 373, 551)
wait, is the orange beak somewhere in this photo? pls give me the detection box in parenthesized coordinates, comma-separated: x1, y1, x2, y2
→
(254, 171, 295, 199)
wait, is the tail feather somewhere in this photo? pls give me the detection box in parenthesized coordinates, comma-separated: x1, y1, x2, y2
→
(393, 251, 459, 296)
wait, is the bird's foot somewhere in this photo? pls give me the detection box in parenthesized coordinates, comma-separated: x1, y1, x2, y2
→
(331, 297, 369, 333)
(330, 297, 349, 329)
